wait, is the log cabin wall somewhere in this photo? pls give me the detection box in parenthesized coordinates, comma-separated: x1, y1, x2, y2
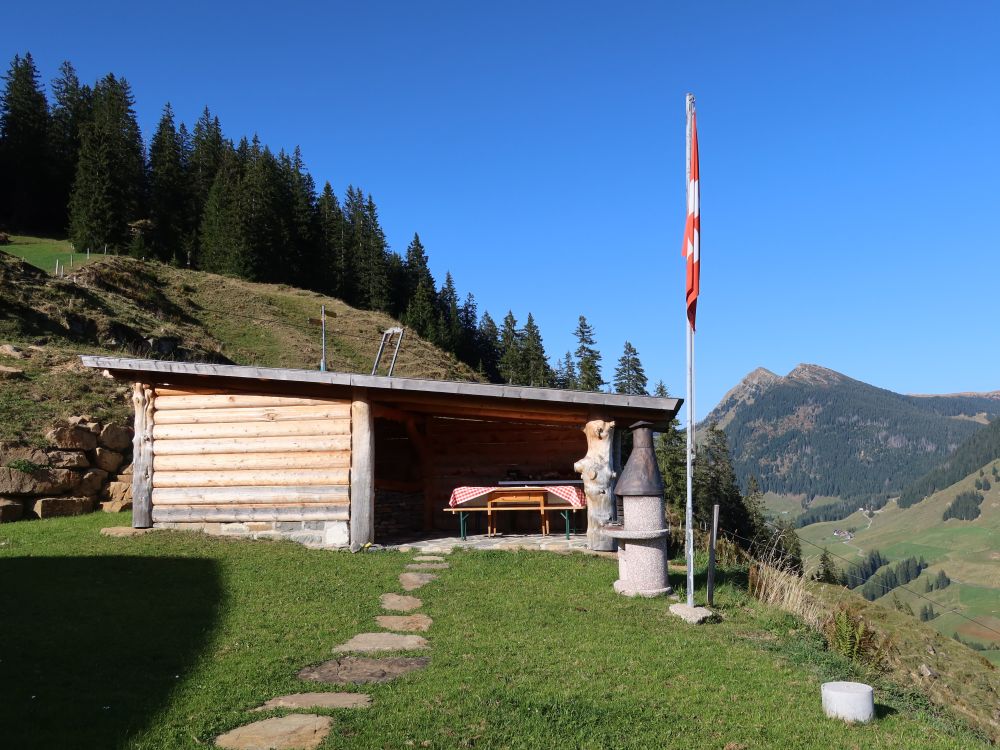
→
(425, 417, 587, 532)
(145, 386, 353, 547)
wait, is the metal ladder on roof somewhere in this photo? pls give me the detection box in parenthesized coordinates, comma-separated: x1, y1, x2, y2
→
(371, 327, 404, 376)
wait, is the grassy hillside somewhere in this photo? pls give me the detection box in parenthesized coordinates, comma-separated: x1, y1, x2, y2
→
(0, 513, 992, 748)
(762, 492, 840, 522)
(1, 234, 100, 274)
(798, 461, 1000, 656)
(0, 244, 481, 444)
(900, 416, 1000, 507)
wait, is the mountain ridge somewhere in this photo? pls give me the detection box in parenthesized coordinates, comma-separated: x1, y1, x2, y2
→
(705, 363, 1000, 503)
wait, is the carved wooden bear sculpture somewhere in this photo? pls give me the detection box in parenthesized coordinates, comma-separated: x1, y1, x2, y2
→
(574, 419, 616, 551)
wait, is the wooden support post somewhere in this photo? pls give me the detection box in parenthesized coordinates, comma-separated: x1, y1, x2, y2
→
(131, 382, 154, 528)
(350, 388, 374, 551)
(707, 503, 720, 607)
(404, 417, 435, 532)
(574, 417, 616, 551)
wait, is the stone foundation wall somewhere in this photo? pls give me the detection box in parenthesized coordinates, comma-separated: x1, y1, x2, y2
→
(374, 489, 423, 541)
(0, 416, 134, 523)
(154, 519, 350, 548)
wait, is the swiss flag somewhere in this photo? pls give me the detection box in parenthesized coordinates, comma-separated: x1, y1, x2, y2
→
(682, 108, 700, 330)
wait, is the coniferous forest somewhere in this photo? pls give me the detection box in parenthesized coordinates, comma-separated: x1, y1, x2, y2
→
(0, 52, 667, 391)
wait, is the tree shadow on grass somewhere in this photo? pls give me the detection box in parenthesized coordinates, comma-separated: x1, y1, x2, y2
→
(0, 556, 221, 749)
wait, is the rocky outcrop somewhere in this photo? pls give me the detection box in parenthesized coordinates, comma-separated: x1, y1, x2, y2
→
(0, 416, 133, 523)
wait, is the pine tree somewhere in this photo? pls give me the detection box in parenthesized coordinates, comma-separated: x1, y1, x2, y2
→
(458, 293, 480, 365)
(498, 311, 524, 384)
(0, 52, 50, 233)
(357, 194, 390, 310)
(69, 74, 145, 252)
(613, 341, 648, 395)
(148, 103, 188, 263)
(812, 548, 840, 584)
(573, 315, 604, 391)
(48, 61, 92, 234)
(403, 233, 434, 304)
(520, 313, 552, 387)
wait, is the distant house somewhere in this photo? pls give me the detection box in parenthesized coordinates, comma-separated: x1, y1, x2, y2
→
(81, 357, 680, 550)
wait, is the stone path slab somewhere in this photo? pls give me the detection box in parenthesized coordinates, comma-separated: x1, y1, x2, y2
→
(253, 692, 371, 711)
(100, 526, 155, 537)
(405, 562, 450, 571)
(412, 555, 445, 562)
(399, 572, 437, 591)
(376, 614, 433, 632)
(215, 714, 331, 749)
(334, 632, 428, 653)
(379, 593, 422, 612)
(297, 656, 429, 684)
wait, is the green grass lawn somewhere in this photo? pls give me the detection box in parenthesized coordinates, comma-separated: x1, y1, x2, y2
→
(0, 514, 990, 749)
(2, 234, 102, 274)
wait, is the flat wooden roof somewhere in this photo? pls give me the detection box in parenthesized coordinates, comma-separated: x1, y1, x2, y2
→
(80, 356, 681, 426)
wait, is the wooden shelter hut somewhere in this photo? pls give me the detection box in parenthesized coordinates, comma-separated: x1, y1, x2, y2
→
(80, 357, 681, 549)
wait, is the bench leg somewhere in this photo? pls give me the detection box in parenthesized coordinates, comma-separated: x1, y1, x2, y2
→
(562, 510, 570, 540)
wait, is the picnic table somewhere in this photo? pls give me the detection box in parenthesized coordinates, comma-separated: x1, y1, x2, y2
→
(446, 484, 586, 540)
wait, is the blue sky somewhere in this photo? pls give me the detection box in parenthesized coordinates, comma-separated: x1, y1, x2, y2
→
(6, 1, 999, 417)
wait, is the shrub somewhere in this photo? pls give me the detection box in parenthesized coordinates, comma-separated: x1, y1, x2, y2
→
(824, 604, 893, 668)
(7, 458, 45, 473)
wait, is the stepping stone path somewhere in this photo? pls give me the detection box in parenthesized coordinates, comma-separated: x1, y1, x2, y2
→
(215, 714, 332, 750)
(334, 632, 429, 653)
(297, 656, 430, 685)
(253, 692, 371, 711)
(399, 572, 437, 590)
(376, 614, 433, 632)
(217, 552, 449, 748)
(380, 593, 422, 612)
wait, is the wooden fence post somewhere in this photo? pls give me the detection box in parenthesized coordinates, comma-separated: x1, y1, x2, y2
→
(707, 503, 719, 606)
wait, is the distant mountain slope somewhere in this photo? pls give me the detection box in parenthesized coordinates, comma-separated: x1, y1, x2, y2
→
(899, 417, 1000, 507)
(705, 364, 1000, 502)
(798, 459, 1000, 652)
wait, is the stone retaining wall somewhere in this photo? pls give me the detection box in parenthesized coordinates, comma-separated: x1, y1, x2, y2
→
(0, 416, 134, 523)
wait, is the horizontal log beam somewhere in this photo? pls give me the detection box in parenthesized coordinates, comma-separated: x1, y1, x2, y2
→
(152, 485, 348, 504)
(154, 394, 344, 410)
(152, 505, 350, 523)
(153, 468, 350, 488)
(152, 435, 351, 455)
(153, 403, 351, 425)
(153, 451, 350, 472)
(152, 419, 349, 440)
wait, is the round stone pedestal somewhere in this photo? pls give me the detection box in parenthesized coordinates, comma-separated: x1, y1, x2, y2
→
(604, 495, 671, 597)
(821, 681, 874, 723)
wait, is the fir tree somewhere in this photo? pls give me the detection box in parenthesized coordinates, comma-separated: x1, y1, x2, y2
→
(69, 74, 146, 252)
(48, 61, 92, 234)
(437, 272, 461, 352)
(148, 103, 188, 263)
(476, 311, 501, 382)
(573, 315, 604, 391)
(520, 313, 552, 387)
(613, 341, 648, 395)
(403, 233, 434, 303)
(554, 352, 577, 389)
(812, 548, 841, 584)
(498, 311, 524, 384)
(188, 107, 225, 264)
(654, 381, 686, 514)
(0, 52, 50, 233)
(199, 142, 242, 275)
(316, 182, 346, 297)
(403, 278, 438, 341)
(458, 293, 480, 365)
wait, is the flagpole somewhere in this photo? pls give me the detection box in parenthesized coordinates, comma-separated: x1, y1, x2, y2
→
(684, 93, 696, 607)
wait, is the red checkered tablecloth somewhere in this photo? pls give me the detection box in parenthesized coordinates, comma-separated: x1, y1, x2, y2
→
(448, 486, 586, 508)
